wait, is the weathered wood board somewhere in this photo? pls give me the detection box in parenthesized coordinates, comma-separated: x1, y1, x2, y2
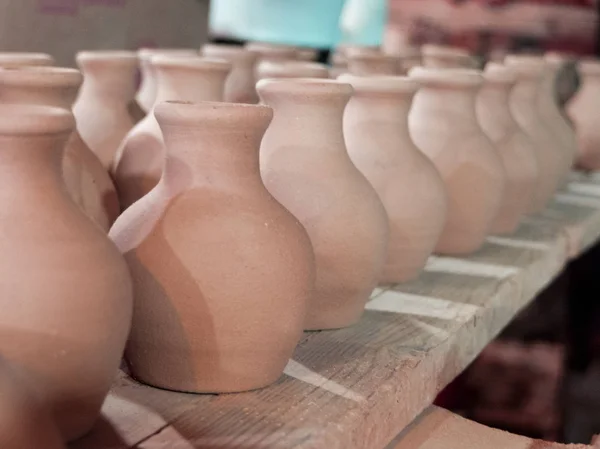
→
(73, 176, 600, 449)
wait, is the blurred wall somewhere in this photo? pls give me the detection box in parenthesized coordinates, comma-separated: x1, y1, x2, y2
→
(0, 0, 210, 66)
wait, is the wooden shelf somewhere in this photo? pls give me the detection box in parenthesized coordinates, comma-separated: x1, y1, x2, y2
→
(72, 175, 600, 449)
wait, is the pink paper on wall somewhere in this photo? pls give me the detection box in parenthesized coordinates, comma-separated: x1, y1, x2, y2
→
(38, 0, 79, 15)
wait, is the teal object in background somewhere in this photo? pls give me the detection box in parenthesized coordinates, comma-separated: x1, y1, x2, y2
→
(209, 0, 387, 49)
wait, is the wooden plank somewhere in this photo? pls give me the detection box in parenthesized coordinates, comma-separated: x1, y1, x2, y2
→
(388, 406, 590, 449)
(75, 177, 600, 449)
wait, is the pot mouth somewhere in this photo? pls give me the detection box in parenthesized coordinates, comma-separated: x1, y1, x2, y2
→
(77, 50, 138, 65)
(408, 67, 482, 88)
(151, 55, 231, 73)
(258, 60, 330, 79)
(244, 42, 298, 59)
(337, 74, 417, 94)
(201, 44, 259, 61)
(0, 66, 82, 88)
(0, 104, 73, 135)
(422, 44, 470, 59)
(256, 78, 353, 97)
(155, 100, 272, 127)
(483, 62, 516, 84)
(138, 48, 198, 62)
(0, 52, 54, 67)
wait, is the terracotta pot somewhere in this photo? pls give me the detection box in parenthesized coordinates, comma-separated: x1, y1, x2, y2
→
(0, 104, 132, 441)
(201, 44, 259, 103)
(113, 56, 230, 211)
(503, 57, 564, 212)
(257, 60, 330, 80)
(568, 59, 600, 171)
(346, 53, 401, 76)
(422, 44, 477, 69)
(110, 101, 314, 393)
(408, 67, 505, 255)
(477, 64, 539, 234)
(340, 74, 447, 282)
(0, 66, 119, 232)
(74, 51, 139, 171)
(0, 358, 65, 449)
(135, 48, 198, 113)
(0, 52, 54, 67)
(506, 55, 574, 186)
(258, 79, 389, 330)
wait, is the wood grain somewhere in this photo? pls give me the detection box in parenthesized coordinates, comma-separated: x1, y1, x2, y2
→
(388, 406, 590, 449)
(73, 177, 600, 449)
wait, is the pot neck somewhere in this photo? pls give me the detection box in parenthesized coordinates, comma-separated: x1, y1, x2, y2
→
(509, 78, 540, 122)
(0, 84, 77, 109)
(77, 60, 138, 103)
(157, 102, 271, 191)
(345, 90, 413, 134)
(412, 84, 479, 127)
(258, 84, 350, 152)
(0, 132, 70, 196)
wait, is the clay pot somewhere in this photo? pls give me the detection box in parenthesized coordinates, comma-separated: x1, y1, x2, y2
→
(504, 57, 564, 212)
(346, 53, 401, 76)
(257, 60, 330, 80)
(340, 74, 447, 282)
(135, 48, 198, 113)
(258, 78, 389, 330)
(201, 44, 259, 103)
(422, 44, 477, 69)
(506, 55, 574, 185)
(568, 59, 600, 170)
(0, 358, 65, 449)
(113, 56, 230, 211)
(0, 104, 132, 441)
(110, 101, 314, 393)
(0, 52, 54, 67)
(0, 66, 119, 232)
(74, 51, 139, 171)
(476, 64, 539, 234)
(408, 67, 505, 255)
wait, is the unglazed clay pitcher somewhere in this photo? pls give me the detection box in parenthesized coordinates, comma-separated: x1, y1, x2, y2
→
(340, 74, 447, 282)
(476, 64, 538, 234)
(0, 66, 119, 231)
(258, 79, 389, 330)
(256, 60, 330, 80)
(113, 56, 230, 210)
(409, 67, 505, 255)
(110, 101, 314, 393)
(346, 53, 401, 76)
(568, 59, 600, 170)
(0, 104, 132, 441)
(0, 358, 65, 449)
(503, 57, 563, 212)
(0, 52, 54, 67)
(422, 45, 477, 69)
(74, 51, 139, 170)
(202, 44, 259, 103)
(135, 48, 197, 113)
